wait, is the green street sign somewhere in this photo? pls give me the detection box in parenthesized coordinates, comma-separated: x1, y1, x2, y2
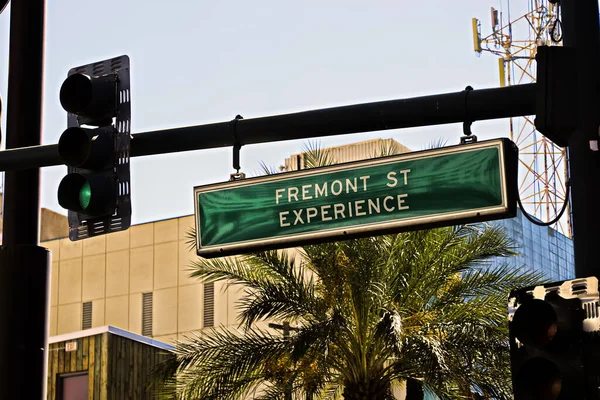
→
(194, 138, 518, 258)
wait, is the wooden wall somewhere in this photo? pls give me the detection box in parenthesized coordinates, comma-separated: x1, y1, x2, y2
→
(47, 332, 171, 400)
(106, 333, 170, 399)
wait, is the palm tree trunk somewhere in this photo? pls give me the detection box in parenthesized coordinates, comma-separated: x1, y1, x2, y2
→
(405, 378, 424, 400)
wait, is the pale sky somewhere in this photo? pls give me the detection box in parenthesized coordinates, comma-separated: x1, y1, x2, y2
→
(0, 0, 532, 225)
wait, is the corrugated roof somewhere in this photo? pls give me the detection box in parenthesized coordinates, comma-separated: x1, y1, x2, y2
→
(48, 325, 175, 351)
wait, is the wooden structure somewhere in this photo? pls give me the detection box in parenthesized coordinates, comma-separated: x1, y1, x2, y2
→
(47, 326, 173, 400)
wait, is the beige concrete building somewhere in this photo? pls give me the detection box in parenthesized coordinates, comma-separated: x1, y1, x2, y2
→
(44, 215, 245, 344)
(282, 138, 411, 171)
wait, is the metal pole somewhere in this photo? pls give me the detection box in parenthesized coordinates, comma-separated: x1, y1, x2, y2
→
(283, 322, 292, 400)
(0, 83, 537, 171)
(0, 0, 51, 398)
(3, 0, 45, 243)
(269, 322, 296, 400)
(561, 0, 600, 279)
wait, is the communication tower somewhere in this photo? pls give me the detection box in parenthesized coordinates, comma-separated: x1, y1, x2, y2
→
(472, 1, 570, 237)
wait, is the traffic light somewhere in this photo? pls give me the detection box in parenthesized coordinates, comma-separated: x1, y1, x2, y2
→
(57, 55, 132, 241)
(508, 277, 600, 399)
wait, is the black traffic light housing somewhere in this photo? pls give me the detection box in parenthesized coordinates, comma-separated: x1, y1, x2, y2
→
(508, 277, 600, 399)
(57, 55, 131, 241)
(534, 45, 578, 147)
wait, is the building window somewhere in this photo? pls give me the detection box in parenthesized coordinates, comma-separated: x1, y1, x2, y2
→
(204, 282, 214, 327)
(58, 373, 88, 400)
(142, 292, 153, 337)
(82, 302, 92, 330)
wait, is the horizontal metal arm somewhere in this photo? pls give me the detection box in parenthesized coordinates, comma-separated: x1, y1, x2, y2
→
(0, 83, 536, 171)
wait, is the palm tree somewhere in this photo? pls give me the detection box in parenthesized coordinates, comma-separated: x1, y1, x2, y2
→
(153, 140, 543, 399)
(154, 226, 542, 399)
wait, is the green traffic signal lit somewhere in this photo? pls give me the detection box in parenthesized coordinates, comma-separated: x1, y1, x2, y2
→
(58, 173, 114, 215)
(79, 181, 92, 210)
(58, 173, 92, 213)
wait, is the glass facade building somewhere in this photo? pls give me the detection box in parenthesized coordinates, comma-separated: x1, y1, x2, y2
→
(491, 208, 575, 281)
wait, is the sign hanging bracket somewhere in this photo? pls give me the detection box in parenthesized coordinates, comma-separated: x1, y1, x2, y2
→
(230, 114, 246, 181)
(461, 86, 478, 144)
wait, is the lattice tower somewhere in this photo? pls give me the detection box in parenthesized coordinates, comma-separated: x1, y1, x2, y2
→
(472, 0, 570, 237)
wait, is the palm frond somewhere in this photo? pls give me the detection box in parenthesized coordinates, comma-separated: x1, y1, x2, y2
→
(153, 327, 289, 399)
(300, 140, 337, 168)
(438, 262, 546, 303)
(373, 309, 403, 356)
(371, 139, 405, 158)
(188, 256, 273, 289)
(236, 277, 320, 328)
(424, 137, 448, 150)
(258, 160, 281, 176)
(185, 227, 196, 251)
(236, 250, 324, 328)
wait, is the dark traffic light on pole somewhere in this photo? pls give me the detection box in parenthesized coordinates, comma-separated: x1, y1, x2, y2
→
(508, 278, 600, 399)
(57, 56, 132, 241)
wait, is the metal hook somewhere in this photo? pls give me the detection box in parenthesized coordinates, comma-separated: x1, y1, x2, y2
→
(233, 143, 241, 173)
(230, 115, 246, 181)
(463, 120, 473, 136)
(461, 86, 478, 144)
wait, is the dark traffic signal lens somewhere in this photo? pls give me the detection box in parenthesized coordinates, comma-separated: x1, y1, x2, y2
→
(59, 73, 116, 122)
(512, 298, 558, 347)
(58, 127, 112, 169)
(514, 357, 562, 400)
(58, 127, 91, 168)
(60, 73, 93, 114)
